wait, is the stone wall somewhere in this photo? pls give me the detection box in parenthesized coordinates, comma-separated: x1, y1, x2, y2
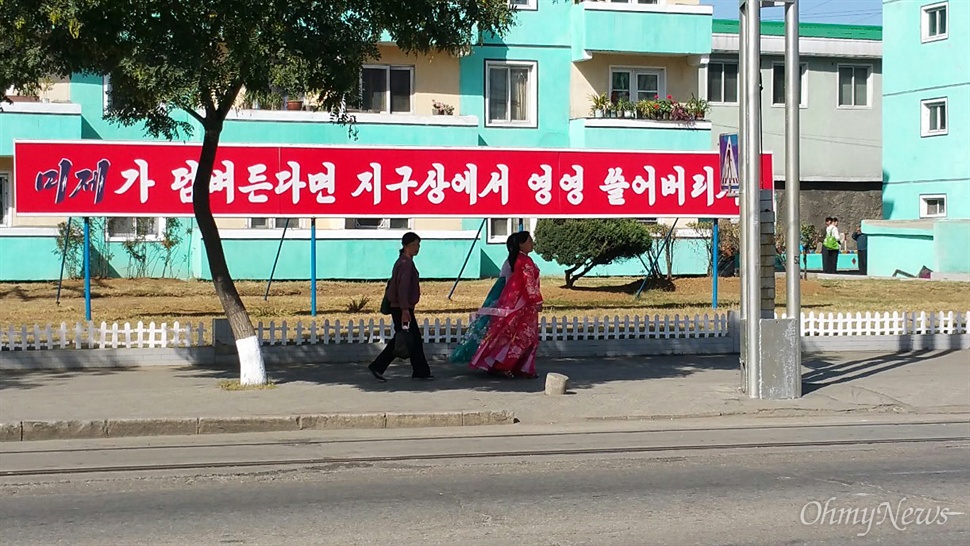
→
(774, 181, 883, 251)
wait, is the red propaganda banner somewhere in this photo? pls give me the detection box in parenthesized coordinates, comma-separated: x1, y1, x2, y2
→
(14, 141, 773, 218)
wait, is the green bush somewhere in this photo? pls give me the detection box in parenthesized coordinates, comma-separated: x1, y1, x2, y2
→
(534, 219, 653, 288)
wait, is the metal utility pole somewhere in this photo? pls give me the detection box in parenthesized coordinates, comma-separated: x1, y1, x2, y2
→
(784, 1, 801, 320)
(741, 0, 762, 397)
(738, 0, 802, 400)
(784, 0, 803, 397)
(739, 2, 748, 327)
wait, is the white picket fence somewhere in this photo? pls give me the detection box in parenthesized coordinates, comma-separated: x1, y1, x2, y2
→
(779, 310, 970, 337)
(255, 313, 732, 346)
(1, 311, 968, 352)
(1, 321, 207, 351)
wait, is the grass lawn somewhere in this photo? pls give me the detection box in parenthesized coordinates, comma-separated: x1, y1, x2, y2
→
(2, 275, 968, 326)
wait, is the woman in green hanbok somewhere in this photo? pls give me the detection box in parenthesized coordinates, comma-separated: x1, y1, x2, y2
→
(448, 255, 512, 364)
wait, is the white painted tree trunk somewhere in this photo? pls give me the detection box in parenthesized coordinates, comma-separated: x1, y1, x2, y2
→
(237, 335, 266, 385)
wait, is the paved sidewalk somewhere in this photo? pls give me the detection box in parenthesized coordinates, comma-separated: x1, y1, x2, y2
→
(1, 350, 968, 441)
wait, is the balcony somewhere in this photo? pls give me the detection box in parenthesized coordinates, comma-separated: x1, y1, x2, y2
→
(221, 109, 481, 147)
(569, 118, 712, 152)
(571, 0, 713, 62)
(0, 102, 83, 156)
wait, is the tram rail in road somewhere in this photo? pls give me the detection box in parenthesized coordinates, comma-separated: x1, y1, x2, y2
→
(2, 419, 968, 478)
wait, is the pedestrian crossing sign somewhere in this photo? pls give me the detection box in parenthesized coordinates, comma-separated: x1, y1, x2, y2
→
(719, 133, 740, 197)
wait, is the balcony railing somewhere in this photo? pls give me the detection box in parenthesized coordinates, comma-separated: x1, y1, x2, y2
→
(571, 0, 713, 60)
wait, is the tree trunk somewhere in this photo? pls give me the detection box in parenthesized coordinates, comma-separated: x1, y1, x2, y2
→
(564, 261, 596, 289)
(564, 266, 577, 289)
(193, 123, 266, 385)
(665, 245, 674, 281)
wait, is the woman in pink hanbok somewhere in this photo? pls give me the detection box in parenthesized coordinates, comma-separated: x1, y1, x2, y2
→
(470, 231, 543, 378)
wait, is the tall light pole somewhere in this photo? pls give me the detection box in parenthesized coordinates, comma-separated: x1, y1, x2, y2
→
(784, 0, 803, 397)
(738, 0, 751, 394)
(740, 0, 763, 396)
(738, 0, 801, 399)
(739, 2, 748, 314)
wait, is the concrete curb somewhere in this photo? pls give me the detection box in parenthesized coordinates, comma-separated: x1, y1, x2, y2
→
(585, 404, 970, 422)
(0, 410, 515, 442)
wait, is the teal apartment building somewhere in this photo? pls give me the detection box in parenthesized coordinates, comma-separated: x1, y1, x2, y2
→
(0, 0, 722, 282)
(866, 0, 970, 278)
(0, 0, 886, 282)
(707, 19, 884, 272)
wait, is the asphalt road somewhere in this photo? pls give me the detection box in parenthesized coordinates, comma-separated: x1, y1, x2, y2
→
(1, 418, 968, 545)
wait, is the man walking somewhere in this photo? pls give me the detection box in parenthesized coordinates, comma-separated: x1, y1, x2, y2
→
(368, 232, 434, 382)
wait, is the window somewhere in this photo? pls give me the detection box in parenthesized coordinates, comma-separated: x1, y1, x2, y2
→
(345, 218, 411, 230)
(771, 63, 808, 107)
(0, 173, 10, 227)
(837, 65, 870, 108)
(920, 194, 947, 218)
(486, 61, 537, 126)
(488, 217, 528, 243)
(606, 1, 660, 4)
(921, 98, 948, 136)
(922, 2, 948, 42)
(103, 75, 112, 110)
(610, 68, 665, 103)
(707, 61, 738, 104)
(509, 0, 537, 9)
(354, 66, 413, 114)
(107, 217, 164, 240)
(249, 218, 293, 229)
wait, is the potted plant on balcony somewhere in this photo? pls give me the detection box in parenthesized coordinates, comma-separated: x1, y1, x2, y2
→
(686, 95, 710, 120)
(609, 91, 620, 117)
(39, 76, 56, 103)
(241, 88, 283, 110)
(268, 61, 305, 111)
(635, 99, 654, 120)
(432, 99, 455, 115)
(589, 92, 609, 118)
(617, 99, 635, 118)
(657, 96, 674, 120)
(671, 100, 692, 122)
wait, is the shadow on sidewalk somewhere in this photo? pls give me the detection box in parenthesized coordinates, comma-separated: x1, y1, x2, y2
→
(183, 354, 741, 394)
(0, 367, 139, 392)
(801, 350, 957, 395)
(1, 346, 740, 394)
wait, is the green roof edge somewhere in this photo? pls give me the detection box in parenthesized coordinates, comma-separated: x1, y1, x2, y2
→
(712, 19, 882, 41)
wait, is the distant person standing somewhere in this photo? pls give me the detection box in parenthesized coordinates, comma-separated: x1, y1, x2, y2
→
(822, 216, 841, 274)
(821, 217, 832, 273)
(852, 225, 868, 275)
(368, 232, 434, 382)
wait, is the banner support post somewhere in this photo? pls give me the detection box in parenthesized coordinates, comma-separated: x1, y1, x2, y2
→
(635, 218, 678, 300)
(447, 219, 486, 301)
(310, 218, 317, 317)
(264, 219, 289, 301)
(56, 217, 73, 305)
(83, 217, 92, 321)
(712, 220, 719, 309)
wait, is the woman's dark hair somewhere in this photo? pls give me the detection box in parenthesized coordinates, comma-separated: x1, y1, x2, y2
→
(401, 231, 421, 250)
(507, 231, 531, 271)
